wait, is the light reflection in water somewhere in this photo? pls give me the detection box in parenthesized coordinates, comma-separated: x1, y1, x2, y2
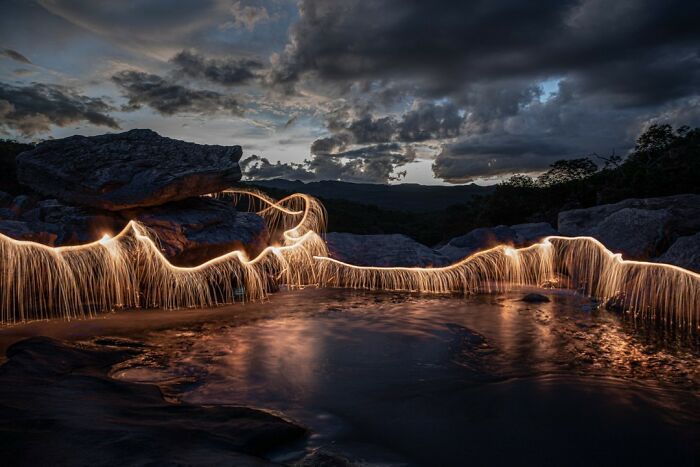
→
(113, 288, 700, 465)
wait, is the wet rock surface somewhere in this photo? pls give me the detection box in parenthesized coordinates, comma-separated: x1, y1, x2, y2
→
(0, 336, 306, 466)
(521, 292, 551, 303)
(325, 232, 450, 267)
(16, 129, 243, 210)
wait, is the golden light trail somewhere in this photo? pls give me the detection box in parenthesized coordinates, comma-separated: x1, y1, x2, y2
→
(0, 189, 698, 332)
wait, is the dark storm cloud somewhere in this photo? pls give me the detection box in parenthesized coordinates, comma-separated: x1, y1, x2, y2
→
(112, 70, 242, 116)
(3, 0, 698, 183)
(0, 82, 118, 136)
(244, 142, 416, 183)
(273, 0, 699, 100)
(241, 154, 315, 180)
(346, 116, 396, 144)
(171, 50, 264, 86)
(36, 0, 231, 47)
(432, 134, 570, 183)
(397, 102, 463, 142)
(320, 102, 466, 147)
(229, 1, 270, 31)
(310, 133, 351, 155)
(0, 48, 32, 64)
(306, 145, 415, 183)
(268, 0, 700, 182)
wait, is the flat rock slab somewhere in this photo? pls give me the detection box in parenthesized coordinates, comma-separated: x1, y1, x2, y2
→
(17, 129, 243, 211)
(325, 232, 449, 267)
(0, 336, 306, 466)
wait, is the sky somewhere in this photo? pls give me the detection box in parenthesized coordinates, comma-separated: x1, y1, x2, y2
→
(0, 0, 699, 185)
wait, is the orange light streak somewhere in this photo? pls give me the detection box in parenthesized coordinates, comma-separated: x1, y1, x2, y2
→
(0, 190, 698, 331)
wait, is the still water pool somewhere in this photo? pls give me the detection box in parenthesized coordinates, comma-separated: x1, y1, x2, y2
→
(108, 288, 699, 466)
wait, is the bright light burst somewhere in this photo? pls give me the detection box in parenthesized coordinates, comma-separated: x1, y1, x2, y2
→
(0, 189, 698, 332)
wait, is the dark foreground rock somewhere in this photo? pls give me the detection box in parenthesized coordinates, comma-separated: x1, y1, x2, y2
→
(0, 194, 269, 265)
(125, 197, 269, 266)
(0, 197, 125, 246)
(557, 194, 700, 260)
(438, 222, 556, 262)
(521, 293, 550, 303)
(295, 448, 355, 467)
(654, 232, 700, 273)
(325, 232, 449, 267)
(0, 337, 306, 466)
(16, 129, 243, 211)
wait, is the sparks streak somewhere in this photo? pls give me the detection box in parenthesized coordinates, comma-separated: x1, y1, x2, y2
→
(0, 189, 698, 331)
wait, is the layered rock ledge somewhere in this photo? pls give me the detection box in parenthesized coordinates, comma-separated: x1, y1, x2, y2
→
(1, 130, 268, 266)
(16, 129, 243, 211)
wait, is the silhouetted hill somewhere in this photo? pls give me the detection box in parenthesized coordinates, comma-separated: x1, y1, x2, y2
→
(246, 179, 494, 212)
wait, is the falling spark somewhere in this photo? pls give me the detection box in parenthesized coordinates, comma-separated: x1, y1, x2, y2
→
(0, 189, 698, 332)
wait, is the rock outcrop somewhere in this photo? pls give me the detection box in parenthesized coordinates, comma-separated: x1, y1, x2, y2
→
(0, 195, 125, 246)
(125, 197, 269, 266)
(558, 194, 700, 260)
(438, 222, 556, 262)
(16, 129, 243, 211)
(0, 337, 306, 466)
(654, 232, 700, 273)
(0, 131, 270, 266)
(325, 232, 450, 267)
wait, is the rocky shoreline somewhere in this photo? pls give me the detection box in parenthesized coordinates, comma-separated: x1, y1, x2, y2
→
(0, 336, 307, 466)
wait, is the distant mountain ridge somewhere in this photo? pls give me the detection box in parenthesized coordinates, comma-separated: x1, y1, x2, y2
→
(245, 179, 494, 212)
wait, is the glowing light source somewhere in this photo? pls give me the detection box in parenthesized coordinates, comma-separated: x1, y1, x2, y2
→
(0, 189, 698, 332)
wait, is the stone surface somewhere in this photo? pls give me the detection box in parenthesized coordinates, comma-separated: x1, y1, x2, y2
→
(0, 199, 125, 246)
(0, 337, 306, 466)
(439, 222, 557, 262)
(9, 194, 34, 216)
(125, 197, 269, 266)
(296, 448, 355, 467)
(0, 219, 58, 244)
(510, 222, 558, 243)
(521, 293, 550, 303)
(655, 232, 700, 273)
(0, 191, 12, 208)
(325, 232, 449, 267)
(16, 129, 243, 211)
(558, 194, 700, 259)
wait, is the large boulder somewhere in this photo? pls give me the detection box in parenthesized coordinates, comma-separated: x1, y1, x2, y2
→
(510, 222, 558, 244)
(438, 222, 557, 262)
(0, 197, 124, 246)
(125, 197, 269, 266)
(325, 232, 449, 267)
(654, 232, 700, 273)
(16, 129, 243, 211)
(0, 219, 58, 245)
(0, 196, 269, 266)
(558, 194, 700, 259)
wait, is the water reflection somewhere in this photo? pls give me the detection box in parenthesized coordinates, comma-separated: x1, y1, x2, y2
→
(115, 288, 700, 466)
